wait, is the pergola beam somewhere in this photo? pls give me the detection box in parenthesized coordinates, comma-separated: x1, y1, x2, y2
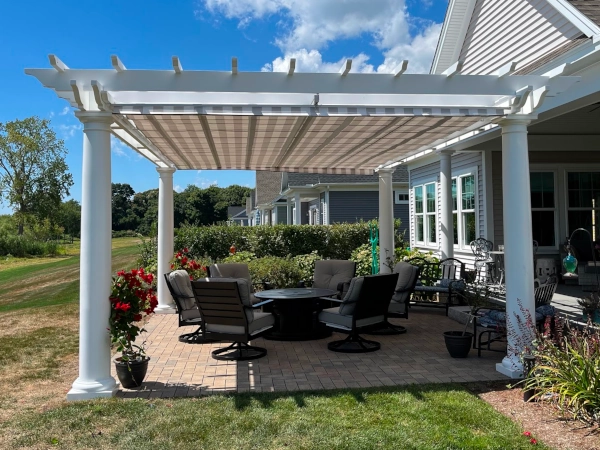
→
(48, 54, 68, 72)
(172, 56, 183, 74)
(394, 60, 409, 77)
(111, 55, 126, 72)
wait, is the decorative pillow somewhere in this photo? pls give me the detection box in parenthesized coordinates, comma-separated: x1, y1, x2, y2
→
(438, 279, 466, 290)
(167, 270, 195, 310)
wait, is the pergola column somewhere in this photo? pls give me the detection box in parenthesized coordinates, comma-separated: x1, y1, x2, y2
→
(287, 198, 293, 225)
(155, 167, 176, 314)
(294, 192, 302, 225)
(67, 112, 117, 400)
(439, 151, 454, 260)
(497, 117, 536, 378)
(378, 168, 395, 274)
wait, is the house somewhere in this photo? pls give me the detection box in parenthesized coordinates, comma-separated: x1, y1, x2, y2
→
(404, 0, 600, 279)
(251, 168, 410, 236)
(227, 206, 248, 226)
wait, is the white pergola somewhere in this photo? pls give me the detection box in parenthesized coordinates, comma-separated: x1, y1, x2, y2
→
(26, 55, 579, 400)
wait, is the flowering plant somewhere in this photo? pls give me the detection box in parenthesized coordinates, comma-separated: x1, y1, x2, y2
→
(170, 248, 208, 280)
(109, 268, 158, 362)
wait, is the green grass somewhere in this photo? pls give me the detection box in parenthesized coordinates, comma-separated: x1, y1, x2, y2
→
(1, 385, 548, 450)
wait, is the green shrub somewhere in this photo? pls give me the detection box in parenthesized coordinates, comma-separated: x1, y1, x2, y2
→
(137, 236, 158, 271)
(247, 256, 303, 291)
(0, 234, 61, 257)
(350, 244, 374, 276)
(222, 251, 256, 263)
(525, 318, 600, 423)
(293, 251, 322, 286)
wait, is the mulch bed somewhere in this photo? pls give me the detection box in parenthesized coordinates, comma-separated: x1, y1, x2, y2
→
(467, 381, 600, 450)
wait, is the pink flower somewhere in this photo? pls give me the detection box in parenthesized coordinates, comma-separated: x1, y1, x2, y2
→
(530, 438, 537, 445)
(523, 432, 531, 437)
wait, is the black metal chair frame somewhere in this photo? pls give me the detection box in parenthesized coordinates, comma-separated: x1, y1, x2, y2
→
(405, 257, 466, 316)
(164, 273, 213, 344)
(321, 273, 399, 353)
(191, 279, 273, 361)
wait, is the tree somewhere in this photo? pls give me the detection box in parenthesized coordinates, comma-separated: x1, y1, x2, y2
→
(112, 183, 139, 231)
(57, 199, 81, 237)
(0, 117, 74, 234)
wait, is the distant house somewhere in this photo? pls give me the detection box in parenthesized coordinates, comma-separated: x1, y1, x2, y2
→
(249, 168, 410, 236)
(227, 206, 248, 226)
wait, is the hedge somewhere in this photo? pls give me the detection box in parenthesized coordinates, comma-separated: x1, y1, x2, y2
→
(174, 220, 405, 261)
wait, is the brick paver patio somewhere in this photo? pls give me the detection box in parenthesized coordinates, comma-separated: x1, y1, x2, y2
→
(115, 307, 508, 398)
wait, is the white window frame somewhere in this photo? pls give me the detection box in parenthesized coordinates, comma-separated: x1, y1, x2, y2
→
(565, 169, 600, 244)
(413, 181, 437, 247)
(394, 191, 409, 204)
(309, 205, 319, 225)
(450, 167, 479, 250)
(530, 169, 558, 250)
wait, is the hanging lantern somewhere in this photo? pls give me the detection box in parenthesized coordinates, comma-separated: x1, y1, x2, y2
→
(562, 248, 578, 278)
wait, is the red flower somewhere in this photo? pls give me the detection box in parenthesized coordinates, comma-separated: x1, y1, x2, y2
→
(530, 439, 537, 445)
(170, 263, 175, 269)
(176, 252, 182, 258)
(115, 302, 131, 312)
(183, 248, 189, 253)
(133, 314, 142, 322)
(189, 275, 194, 280)
(181, 257, 188, 265)
(117, 270, 125, 277)
(130, 269, 138, 276)
(523, 432, 531, 437)
(109, 297, 119, 304)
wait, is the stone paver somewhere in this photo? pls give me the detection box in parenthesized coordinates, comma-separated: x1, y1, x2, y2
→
(114, 308, 508, 398)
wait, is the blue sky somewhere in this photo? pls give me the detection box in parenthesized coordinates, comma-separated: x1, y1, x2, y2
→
(0, 0, 448, 215)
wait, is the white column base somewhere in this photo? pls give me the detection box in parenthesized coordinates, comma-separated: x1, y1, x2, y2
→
(67, 376, 118, 401)
(496, 356, 524, 379)
(154, 305, 177, 314)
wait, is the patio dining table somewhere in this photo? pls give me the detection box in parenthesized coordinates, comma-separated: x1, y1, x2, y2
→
(254, 288, 337, 341)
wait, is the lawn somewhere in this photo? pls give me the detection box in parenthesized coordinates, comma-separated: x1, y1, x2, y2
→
(0, 238, 553, 449)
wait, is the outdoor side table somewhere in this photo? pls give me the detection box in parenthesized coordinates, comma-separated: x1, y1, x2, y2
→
(254, 288, 337, 341)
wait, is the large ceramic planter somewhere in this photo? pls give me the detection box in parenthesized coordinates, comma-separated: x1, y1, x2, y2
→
(443, 331, 473, 358)
(114, 357, 150, 389)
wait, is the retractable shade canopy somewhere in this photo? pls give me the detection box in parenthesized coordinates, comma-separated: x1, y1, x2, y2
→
(26, 56, 579, 174)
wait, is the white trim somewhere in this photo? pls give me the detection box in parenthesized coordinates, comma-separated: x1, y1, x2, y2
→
(482, 149, 494, 241)
(546, 0, 600, 37)
(530, 169, 559, 251)
(451, 166, 479, 252)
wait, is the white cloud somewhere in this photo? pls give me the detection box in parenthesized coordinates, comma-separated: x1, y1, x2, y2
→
(59, 106, 70, 116)
(194, 175, 218, 188)
(58, 123, 82, 140)
(174, 184, 183, 193)
(110, 135, 130, 158)
(199, 0, 442, 74)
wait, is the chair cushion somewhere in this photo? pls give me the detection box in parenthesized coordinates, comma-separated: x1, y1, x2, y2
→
(318, 306, 384, 330)
(338, 276, 364, 315)
(313, 260, 356, 292)
(210, 263, 252, 286)
(205, 311, 275, 336)
(166, 270, 196, 310)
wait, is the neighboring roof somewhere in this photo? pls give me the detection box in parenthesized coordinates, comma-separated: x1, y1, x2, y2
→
(231, 209, 248, 220)
(227, 206, 245, 218)
(245, 193, 255, 215)
(284, 166, 408, 190)
(568, 0, 600, 27)
(256, 171, 283, 206)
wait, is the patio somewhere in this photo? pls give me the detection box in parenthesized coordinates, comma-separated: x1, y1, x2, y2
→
(115, 307, 508, 398)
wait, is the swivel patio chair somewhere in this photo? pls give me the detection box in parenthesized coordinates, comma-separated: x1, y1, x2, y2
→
(208, 263, 261, 304)
(368, 262, 420, 335)
(301, 259, 356, 299)
(318, 273, 399, 353)
(191, 277, 274, 361)
(164, 270, 212, 344)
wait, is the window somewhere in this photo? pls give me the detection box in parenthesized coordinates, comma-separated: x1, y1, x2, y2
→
(394, 191, 409, 204)
(414, 183, 436, 245)
(451, 174, 476, 247)
(530, 172, 556, 246)
(567, 172, 600, 240)
(309, 206, 319, 225)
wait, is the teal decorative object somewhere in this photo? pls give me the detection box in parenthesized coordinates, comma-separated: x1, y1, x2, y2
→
(563, 251, 578, 275)
(369, 223, 379, 274)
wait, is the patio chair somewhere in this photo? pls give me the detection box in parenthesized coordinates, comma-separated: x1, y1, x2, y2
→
(301, 259, 356, 299)
(318, 273, 399, 353)
(191, 278, 274, 361)
(470, 237, 495, 283)
(208, 263, 261, 304)
(164, 270, 212, 343)
(368, 262, 420, 335)
(473, 275, 558, 356)
(406, 257, 466, 315)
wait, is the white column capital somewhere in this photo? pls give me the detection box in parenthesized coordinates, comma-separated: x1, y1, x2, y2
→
(377, 168, 396, 177)
(75, 111, 114, 126)
(156, 166, 176, 176)
(437, 149, 455, 157)
(498, 114, 536, 128)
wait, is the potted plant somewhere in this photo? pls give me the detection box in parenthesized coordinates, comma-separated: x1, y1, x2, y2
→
(578, 291, 600, 324)
(109, 268, 158, 388)
(443, 282, 491, 358)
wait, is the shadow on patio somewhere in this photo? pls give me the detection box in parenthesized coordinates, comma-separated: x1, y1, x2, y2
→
(115, 308, 509, 399)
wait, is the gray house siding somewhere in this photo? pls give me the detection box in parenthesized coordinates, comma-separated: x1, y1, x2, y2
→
(328, 191, 409, 236)
(276, 205, 287, 225)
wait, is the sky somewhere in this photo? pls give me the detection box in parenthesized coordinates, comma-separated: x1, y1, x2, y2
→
(0, 0, 448, 215)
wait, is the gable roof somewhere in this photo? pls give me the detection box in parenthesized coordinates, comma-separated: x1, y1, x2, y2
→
(255, 171, 283, 206)
(432, 0, 600, 74)
(284, 166, 408, 190)
(227, 206, 245, 218)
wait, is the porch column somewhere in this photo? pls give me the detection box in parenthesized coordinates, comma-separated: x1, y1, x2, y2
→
(324, 189, 330, 225)
(287, 198, 293, 225)
(294, 192, 302, 225)
(439, 151, 454, 259)
(155, 167, 177, 314)
(378, 168, 395, 274)
(67, 112, 117, 400)
(497, 117, 536, 378)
